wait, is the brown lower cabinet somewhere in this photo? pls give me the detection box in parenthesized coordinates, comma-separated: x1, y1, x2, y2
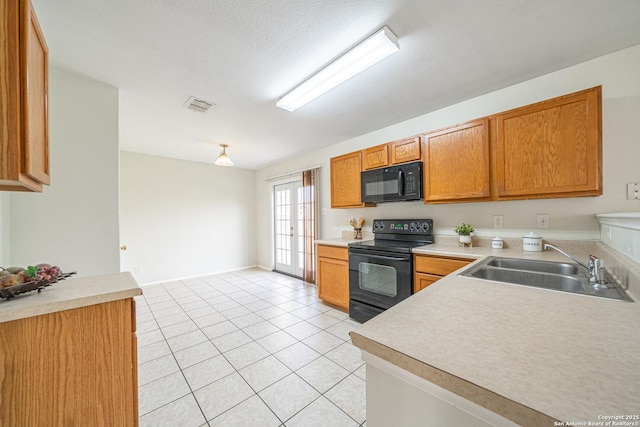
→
(0, 298, 138, 426)
(317, 244, 349, 310)
(414, 254, 473, 292)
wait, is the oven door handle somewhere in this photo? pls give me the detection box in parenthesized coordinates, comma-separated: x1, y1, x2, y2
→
(351, 253, 410, 262)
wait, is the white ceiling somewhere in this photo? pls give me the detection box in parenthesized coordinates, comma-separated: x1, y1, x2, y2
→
(32, 0, 640, 170)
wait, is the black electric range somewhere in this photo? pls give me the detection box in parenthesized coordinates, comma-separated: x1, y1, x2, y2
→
(348, 219, 433, 323)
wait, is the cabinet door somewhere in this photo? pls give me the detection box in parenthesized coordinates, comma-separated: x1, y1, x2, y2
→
(317, 256, 349, 309)
(496, 87, 602, 198)
(0, 0, 48, 192)
(363, 144, 389, 170)
(414, 272, 441, 293)
(423, 120, 490, 202)
(390, 136, 421, 164)
(0, 299, 136, 426)
(331, 151, 368, 208)
(22, 0, 49, 185)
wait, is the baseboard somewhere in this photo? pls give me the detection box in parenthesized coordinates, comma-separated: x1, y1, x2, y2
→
(135, 264, 260, 287)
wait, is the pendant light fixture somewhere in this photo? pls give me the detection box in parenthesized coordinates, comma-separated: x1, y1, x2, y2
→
(214, 144, 234, 166)
(277, 26, 399, 112)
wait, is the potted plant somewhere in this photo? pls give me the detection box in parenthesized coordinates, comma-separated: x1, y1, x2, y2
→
(454, 223, 474, 247)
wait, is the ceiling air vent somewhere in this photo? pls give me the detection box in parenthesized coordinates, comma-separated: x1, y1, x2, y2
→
(183, 96, 215, 113)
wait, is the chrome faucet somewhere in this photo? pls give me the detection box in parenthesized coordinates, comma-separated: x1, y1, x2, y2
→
(544, 244, 607, 287)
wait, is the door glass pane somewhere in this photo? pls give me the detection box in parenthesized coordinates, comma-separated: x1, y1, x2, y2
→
(296, 186, 305, 270)
(358, 263, 398, 297)
(274, 187, 292, 267)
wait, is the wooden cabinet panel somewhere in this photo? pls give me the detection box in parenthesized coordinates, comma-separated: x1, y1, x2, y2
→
(363, 144, 389, 170)
(390, 136, 421, 164)
(317, 244, 349, 261)
(423, 120, 490, 202)
(317, 245, 349, 309)
(0, 0, 49, 192)
(0, 298, 138, 426)
(414, 272, 441, 293)
(363, 137, 421, 170)
(331, 151, 369, 208)
(415, 255, 472, 276)
(496, 86, 602, 198)
(23, 1, 49, 184)
(414, 255, 473, 291)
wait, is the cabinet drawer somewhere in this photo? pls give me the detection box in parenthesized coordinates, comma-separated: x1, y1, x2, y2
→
(317, 245, 349, 261)
(415, 255, 472, 276)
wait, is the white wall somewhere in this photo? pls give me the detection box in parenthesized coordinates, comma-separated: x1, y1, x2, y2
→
(120, 151, 257, 284)
(255, 44, 640, 269)
(9, 70, 120, 276)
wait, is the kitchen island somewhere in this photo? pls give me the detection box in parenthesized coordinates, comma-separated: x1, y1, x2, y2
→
(351, 243, 640, 426)
(0, 272, 142, 426)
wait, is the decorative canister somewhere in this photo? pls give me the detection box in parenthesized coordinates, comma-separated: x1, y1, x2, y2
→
(492, 236, 504, 249)
(522, 232, 543, 252)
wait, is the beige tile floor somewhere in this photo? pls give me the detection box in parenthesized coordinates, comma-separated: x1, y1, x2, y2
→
(136, 268, 366, 427)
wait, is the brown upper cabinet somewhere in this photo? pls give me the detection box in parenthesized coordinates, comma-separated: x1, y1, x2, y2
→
(363, 144, 389, 170)
(330, 86, 602, 208)
(390, 136, 421, 164)
(495, 86, 602, 199)
(331, 151, 371, 208)
(423, 119, 490, 202)
(362, 136, 421, 170)
(0, 0, 50, 192)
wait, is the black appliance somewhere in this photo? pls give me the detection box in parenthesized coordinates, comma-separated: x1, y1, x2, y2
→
(348, 219, 433, 323)
(361, 161, 423, 203)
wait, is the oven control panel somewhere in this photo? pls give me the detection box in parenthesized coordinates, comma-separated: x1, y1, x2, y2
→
(372, 219, 433, 235)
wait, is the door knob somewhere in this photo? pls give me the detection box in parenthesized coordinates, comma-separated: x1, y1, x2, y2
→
(120, 245, 127, 251)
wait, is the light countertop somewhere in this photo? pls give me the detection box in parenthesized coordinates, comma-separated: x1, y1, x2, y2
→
(0, 272, 142, 323)
(350, 244, 640, 426)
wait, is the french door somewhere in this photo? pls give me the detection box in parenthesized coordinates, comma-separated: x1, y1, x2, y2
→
(273, 180, 304, 277)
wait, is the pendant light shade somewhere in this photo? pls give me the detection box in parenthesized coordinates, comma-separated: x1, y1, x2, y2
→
(215, 144, 234, 166)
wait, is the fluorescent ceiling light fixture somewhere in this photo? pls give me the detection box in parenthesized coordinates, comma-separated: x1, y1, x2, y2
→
(214, 144, 234, 166)
(277, 26, 399, 112)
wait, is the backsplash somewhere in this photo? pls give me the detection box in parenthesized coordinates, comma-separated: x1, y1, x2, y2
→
(596, 213, 640, 264)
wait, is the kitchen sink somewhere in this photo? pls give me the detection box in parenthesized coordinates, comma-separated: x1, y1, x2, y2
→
(469, 268, 584, 292)
(485, 258, 580, 276)
(460, 256, 633, 301)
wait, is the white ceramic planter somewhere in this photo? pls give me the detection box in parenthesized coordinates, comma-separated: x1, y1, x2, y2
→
(458, 235, 472, 247)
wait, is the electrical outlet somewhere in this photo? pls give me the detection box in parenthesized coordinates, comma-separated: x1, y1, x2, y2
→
(134, 266, 142, 276)
(321, 208, 327, 215)
(537, 214, 550, 229)
(493, 215, 504, 228)
(627, 182, 640, 200)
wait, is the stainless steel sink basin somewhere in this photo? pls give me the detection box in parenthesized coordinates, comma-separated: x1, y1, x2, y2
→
(470, 268, 584, 292)
(486, 258, 580, 276)
(460, 256, 633, 301)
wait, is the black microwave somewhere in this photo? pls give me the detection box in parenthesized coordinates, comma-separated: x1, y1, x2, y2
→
(361, 161, 423, 203)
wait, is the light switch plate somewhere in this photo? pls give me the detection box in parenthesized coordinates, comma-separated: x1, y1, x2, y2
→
(537, 214, 550, 229)
(627, 182, 639, 200)
(493, 215, 504, 228)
